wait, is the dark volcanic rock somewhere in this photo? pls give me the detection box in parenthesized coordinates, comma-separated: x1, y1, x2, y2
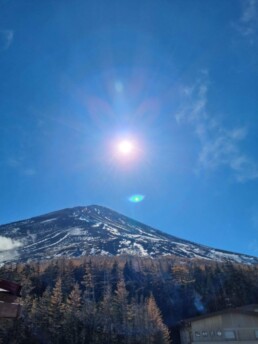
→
(0, 205, 257, 264)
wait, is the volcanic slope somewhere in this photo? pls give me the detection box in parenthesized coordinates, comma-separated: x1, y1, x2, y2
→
(0, 205, 257, 264)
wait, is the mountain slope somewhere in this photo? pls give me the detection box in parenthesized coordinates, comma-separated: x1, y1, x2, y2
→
(0, 205, 257, 264)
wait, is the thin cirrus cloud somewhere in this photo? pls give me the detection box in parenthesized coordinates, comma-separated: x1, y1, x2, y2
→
(175, 71, 258, 182)
(6, 157, 36, 176)
(23, 168, 36, 176)
(0, 29, 13, 51)
(234, 0, 258, 38)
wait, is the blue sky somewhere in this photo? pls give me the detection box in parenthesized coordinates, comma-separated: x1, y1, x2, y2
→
(1, 0, 258, 256)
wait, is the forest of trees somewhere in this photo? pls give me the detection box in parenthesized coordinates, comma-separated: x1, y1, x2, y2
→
(0, 255, 258, 343)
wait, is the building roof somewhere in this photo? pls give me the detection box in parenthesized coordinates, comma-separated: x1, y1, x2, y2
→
(181, 304, 258, 327)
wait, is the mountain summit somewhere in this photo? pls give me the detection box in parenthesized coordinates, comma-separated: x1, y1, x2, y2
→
(0, 205, 257, 264)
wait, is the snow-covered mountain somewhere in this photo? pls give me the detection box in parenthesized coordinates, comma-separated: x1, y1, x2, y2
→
(0, 205, 257, 264)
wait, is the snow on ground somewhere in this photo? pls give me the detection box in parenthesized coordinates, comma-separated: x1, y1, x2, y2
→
(117, 240, 148, 257)
(11, 227, 20, 233)
(79, 216, 89, 222)
(133, 243, 149, 256)
(104, 225, 120, 236)
(92, 222, 101, 228)
(40, 218, 57, 224)
(25, 231, 64, 248)
(100, 250, 110, 256)
(208, 250, 243, 263)
(69, 227, 84, 236)
(42, 233, 70, 248)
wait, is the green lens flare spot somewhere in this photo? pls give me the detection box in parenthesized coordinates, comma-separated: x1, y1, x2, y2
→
(129, 195, 145, 203)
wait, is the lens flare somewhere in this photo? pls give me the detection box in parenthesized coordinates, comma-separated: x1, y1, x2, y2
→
(129, 194, 145, 203)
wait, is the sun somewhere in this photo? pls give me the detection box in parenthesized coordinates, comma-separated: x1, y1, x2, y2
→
(111, 136, 142, 165)
(117, 140, 134, 155)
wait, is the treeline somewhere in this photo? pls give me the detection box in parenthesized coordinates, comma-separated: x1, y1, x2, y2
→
(0, 255, 258, 343)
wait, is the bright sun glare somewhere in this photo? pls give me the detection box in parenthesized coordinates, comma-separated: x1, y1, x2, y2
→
(117, 140, 134, 155)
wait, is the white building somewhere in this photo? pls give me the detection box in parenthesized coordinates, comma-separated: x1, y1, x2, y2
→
(180, 304, 258, 343)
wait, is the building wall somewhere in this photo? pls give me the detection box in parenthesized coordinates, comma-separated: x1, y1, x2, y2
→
(180, 313, 258, 343)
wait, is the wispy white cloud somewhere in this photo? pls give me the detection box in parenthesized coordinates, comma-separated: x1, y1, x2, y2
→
(0, 251, 20, 264)
(0, 236, 23, 251)
(241, 0, 257, 23)
(0, 236, 23, 263)
(6, 157, 21, 168)
(0, 29, 13, 50)
(6, 157, 36, 176)
(176, 72, 258, 182)
(23, 168, 36, 176)
(234, 0, 258, 39)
